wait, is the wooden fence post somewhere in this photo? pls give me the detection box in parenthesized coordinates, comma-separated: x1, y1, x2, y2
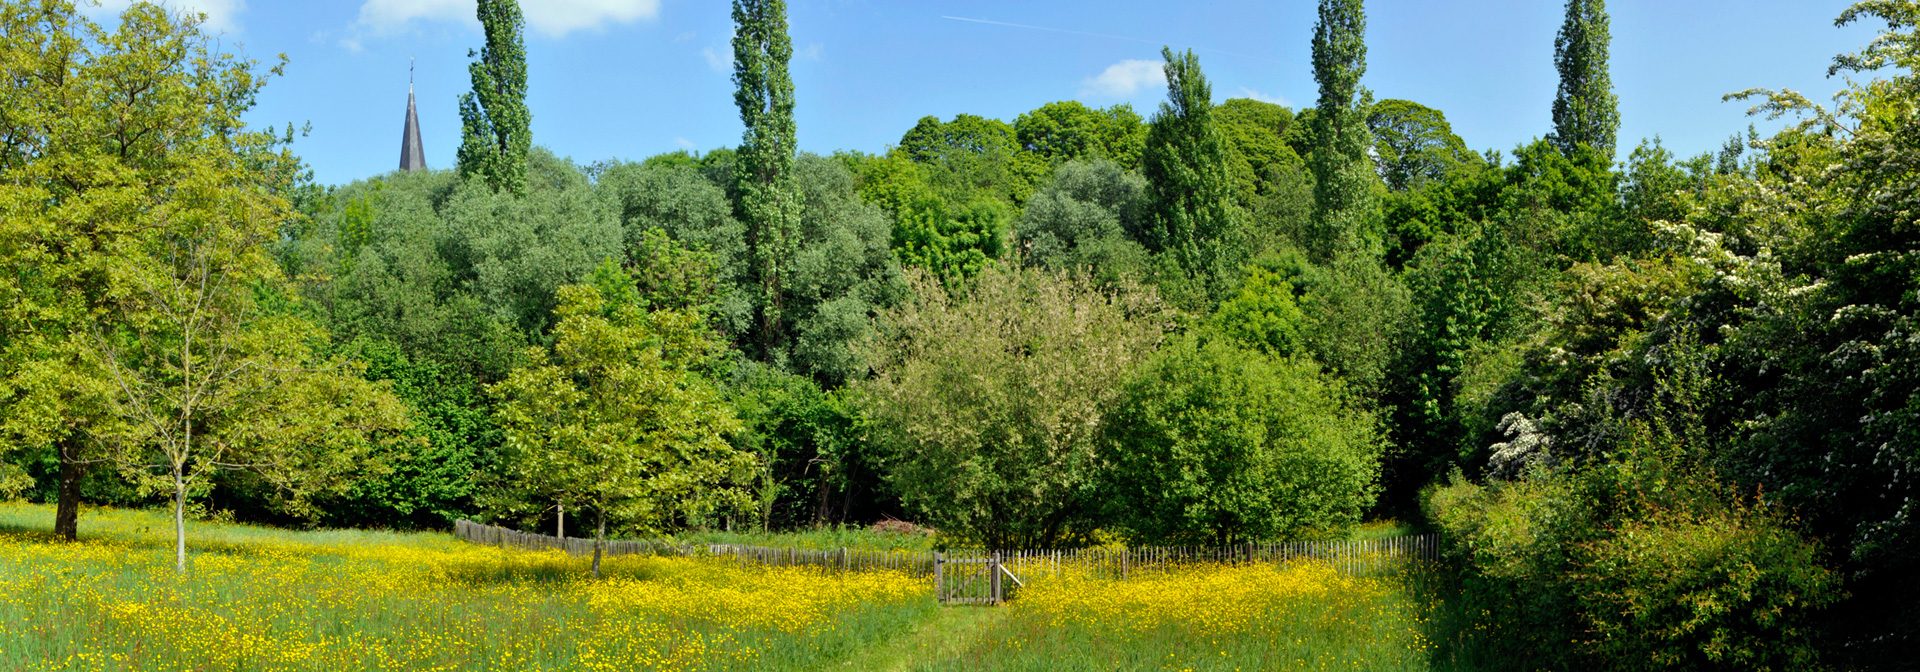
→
(989, 552, 1003, 605)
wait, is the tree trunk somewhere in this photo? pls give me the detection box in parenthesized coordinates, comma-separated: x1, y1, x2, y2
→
(53, 440, 84, 541)
(591, 507, 606, 579)
(556, 503, 564, 539)
(172, 465, 187, 573)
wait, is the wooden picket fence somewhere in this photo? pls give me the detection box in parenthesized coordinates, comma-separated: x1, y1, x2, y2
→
(453, 519, 1438, 581)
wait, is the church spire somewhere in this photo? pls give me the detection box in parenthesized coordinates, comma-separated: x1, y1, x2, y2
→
(399, 58, 426, 172)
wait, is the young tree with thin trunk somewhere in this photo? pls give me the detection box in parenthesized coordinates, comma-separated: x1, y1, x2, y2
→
(91, 123, 409, 573)
(1550, 0, 1619, 162)
(1308, 0, 1380, 262)
(457, 0, 532, 194)
(731, 0, 802, 360)
(492, 279, 751, 578)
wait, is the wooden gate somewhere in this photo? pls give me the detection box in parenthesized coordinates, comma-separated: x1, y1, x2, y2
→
(934, 551, 1023, 605)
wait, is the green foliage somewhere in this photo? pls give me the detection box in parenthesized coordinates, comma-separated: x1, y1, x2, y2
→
(597, 160, 748, 330)
(1577, 509, 1838, 671)
(897, 113, 1043, 205)
(1308, 0, 1381, 262)
(1550, 0, 1620, 161)
(1099, 335, 1380, 545)
(1015, 159, 1153, 286)
(854, 153, 1005, 288)
(437, 154, 624, 337)
(0, 2, 409, 564)
(320, 339, 499, 530)
(890, 195, 1008, 285)
(732, 0, 803, 360)
(1367, 99, 1478, 192)
(1425, 457, 1839, 671)
(1140, 47, 1244, 301)
(1293, 256, 1411, 397)
(727, 365, 878, 530)
(1209, 260, 1306, 358)
(1013, 101, 1147, 170)
(457, 0, 532, 194)
(490, 283, 751, 563)
(1214, 98, 1313, 247)
(859, 266, 1166, 548)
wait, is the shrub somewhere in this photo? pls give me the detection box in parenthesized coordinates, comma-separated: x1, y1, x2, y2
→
(1099, 335, 1380, 545)
(1574, 508, 1838, 671)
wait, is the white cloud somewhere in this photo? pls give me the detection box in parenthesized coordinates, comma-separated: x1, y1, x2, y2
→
(351, 0, 659, 40)
(1079, 59, 1164, 99)
(355, 0, 472, 35)
(702, 45, 731, 73)
(524, 0, 659, 37)
(674, 137, 696, 150)
(1235, 87, 1290, 107)
(85, 0, 245, 34)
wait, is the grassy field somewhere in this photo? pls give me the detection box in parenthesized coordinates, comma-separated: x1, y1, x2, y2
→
(0, 503, 1447, 671)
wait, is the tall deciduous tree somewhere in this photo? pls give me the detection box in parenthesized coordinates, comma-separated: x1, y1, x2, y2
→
(860, 266, 1166, 549)
(0, 0, 122, 541)
(732, 0, 802, 362)
(5, 5, 418, 573)
(1308, 0, 1379, 262)
(492, 281, 750, 577)
(1368, 99, 1477, 192)
(0, 2, 404, 555)
(1549, 0, 1619, 162)
(456, 0, 532, 194)
(1140, 47, 1241, 296)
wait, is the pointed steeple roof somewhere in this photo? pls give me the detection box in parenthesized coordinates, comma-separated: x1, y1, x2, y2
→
(399, 60, 426, 172)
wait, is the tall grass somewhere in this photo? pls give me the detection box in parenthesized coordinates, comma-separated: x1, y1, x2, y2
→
(0, 503, 1456, 670)
(0, 503, 930, 671)
(884, 561, 1443, 670)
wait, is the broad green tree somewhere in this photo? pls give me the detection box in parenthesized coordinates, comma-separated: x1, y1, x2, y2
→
(1100, 335, 1381, 545)
(1368, 99, 1477, 192)
(1215, 98, 1312, 246)
(1308, 0, 1379, 262)
(896, 113, 1043, 205)
(1140, 47, 1242, 298)
(732, 0, 803, 361)
(0, 3, 407, 556)
(0, 0, 126, 540)
(1013, 100, 1148, 169)
(492, 282, 750, 577)
(457, 0, 532, 194)
(1549, 0, 1620, 161)
(1016, 158, 1153, 285)
(860, 266, 1165, 548)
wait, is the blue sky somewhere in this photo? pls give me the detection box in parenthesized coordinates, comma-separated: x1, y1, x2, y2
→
(100, 1, 1881, 186)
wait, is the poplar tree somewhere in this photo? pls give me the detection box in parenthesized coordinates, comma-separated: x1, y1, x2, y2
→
(731, 0, 802, 359)
(1550, 0, 1619, 162)
(457, 0, 532, 194)
(1139, 47, 1239, 293)
(1308, 0, 1379, 262)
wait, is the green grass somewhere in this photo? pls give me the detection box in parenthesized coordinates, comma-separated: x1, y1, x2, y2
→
(0, 503, 1461, 670)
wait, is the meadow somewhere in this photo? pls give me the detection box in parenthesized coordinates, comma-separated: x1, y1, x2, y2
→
(0, 503, 1445, 671)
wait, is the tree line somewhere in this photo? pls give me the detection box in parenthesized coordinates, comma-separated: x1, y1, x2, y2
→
(4, 0, 1920, 667)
